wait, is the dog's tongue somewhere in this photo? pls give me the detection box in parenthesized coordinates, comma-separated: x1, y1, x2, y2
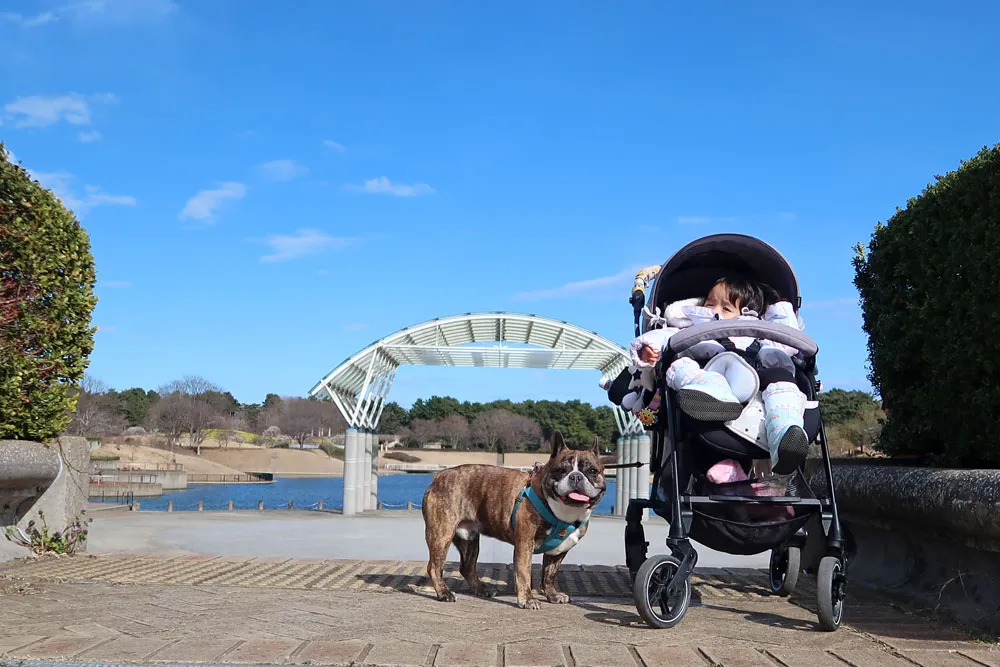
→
(568, 491, 590, 503)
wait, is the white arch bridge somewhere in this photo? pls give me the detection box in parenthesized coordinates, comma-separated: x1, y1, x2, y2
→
(308, 312, 648, 516)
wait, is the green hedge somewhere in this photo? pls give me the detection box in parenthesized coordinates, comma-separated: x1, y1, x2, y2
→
(853, 143, 1000, 467)
(0, 146, 97, 441)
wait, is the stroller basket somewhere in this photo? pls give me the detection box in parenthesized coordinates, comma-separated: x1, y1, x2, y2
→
(688, 471, 814, 556)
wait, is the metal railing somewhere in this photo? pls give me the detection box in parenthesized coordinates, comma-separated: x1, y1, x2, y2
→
(186, 472, 274, 484)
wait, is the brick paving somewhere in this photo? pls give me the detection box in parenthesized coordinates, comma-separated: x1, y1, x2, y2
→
(0, 555, 994, 666)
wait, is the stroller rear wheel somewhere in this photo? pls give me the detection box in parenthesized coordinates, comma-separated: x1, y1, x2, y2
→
(633, 554, 691, 629)
(768, 545, 801, 597)
(816, 556, 846, 631)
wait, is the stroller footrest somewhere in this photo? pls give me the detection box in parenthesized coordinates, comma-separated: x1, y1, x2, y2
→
(694, 495, 823, 506)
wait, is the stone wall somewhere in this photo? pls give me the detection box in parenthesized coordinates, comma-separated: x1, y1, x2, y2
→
(811, 464, 1000, 634)
(0, 436, 92, 562)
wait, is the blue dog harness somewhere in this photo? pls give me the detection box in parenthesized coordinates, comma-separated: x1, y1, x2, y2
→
(511, 487, 588, 554)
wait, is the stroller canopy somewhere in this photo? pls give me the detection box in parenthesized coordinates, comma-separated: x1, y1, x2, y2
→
(645, 234, 800, 332)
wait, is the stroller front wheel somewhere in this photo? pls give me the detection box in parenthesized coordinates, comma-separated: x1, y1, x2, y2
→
(768, 546, 801, 597)
(633, 554, 691, 629)
(816, 556, 846, 631)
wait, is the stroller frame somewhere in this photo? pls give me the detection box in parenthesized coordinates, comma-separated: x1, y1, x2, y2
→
(617, 235, 850, 631)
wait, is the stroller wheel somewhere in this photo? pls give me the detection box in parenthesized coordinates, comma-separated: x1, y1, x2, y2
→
(816, 556, 846, 631)
(768, 546, 801, 597)
(633, 555, 691, 629)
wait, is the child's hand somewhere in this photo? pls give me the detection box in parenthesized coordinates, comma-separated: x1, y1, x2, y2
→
(639, 344, 660, 364)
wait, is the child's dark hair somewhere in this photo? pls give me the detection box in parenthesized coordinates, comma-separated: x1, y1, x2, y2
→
(712, 276, 766, 315)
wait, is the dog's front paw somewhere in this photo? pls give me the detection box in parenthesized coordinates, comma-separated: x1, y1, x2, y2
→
(473, 584, 497, 599)
(518, 598, 542, 610)
(545, 591, 570, 604)
(436, 590, 457, 602)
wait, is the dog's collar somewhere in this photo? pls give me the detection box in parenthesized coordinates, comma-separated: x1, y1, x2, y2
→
(511, 487, 588, 555)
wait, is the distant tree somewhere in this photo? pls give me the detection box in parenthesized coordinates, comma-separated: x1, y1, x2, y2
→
(820, 389, 881, 426)
(437, 414, 470, 449)
(154, 376, 223, 455)
(261, 396, 344, 445)
(118, 387, 155, 427)
(66, 375, 125, 437)
(377, 401, 409, 434)
(408, 418, 439, 445)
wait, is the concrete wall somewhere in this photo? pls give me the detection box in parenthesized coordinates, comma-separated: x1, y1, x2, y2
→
(1, 436, 91, 562)
(810, 463, 1000, 635)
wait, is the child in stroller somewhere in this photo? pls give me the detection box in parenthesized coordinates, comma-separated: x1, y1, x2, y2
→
(608, 233, 850, 633)
(622, 274, 810, 474)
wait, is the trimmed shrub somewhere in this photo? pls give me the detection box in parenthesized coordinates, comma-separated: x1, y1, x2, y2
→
(853, 143, 1000, 467)
(0, 146, 97, 441)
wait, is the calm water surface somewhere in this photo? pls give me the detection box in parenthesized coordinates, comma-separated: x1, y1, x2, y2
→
(91, 474, 621, 515)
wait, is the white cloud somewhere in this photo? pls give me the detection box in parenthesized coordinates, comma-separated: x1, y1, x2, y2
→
(0, 11, 57, 27)
(343, 323, 368, 332)
(346, 176, 435, 197)
(100, 280, 132, 288)
(322, 140, 346, 152)
(676, 215, 740, 225)
(77, 130, 103, 142)
(257, 159, 308, 182)
(64, 0, 178, 24)
(511, 267, 637, 301)
(260, 228, 351, 263)
(3, 93, 118, 128)
(31, 171, 136, 215)
(178, 182, 246, 223)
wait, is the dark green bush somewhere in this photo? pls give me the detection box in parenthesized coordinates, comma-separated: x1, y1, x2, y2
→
(853, 143, 1000, 467)
(0, 145, 98, 441)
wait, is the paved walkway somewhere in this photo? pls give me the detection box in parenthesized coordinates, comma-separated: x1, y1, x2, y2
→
(0, 553, 995, 667)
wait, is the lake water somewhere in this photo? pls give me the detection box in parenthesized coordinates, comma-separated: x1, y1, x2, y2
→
(91, 475, 622, 515)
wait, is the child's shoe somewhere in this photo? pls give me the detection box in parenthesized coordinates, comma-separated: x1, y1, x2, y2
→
(667, 357, 745, 422)
(763, 381, 809, 474)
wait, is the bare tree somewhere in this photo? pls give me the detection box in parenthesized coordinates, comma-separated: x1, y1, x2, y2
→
(472, 409, 542, 461)
(408, 418, 439, 446)
(437, 414, 470, 449)
(67, 375, 125, 437)
(149, 393, 188, 454)
(259, 425, 281, 448)
(154, 376, 223, 455)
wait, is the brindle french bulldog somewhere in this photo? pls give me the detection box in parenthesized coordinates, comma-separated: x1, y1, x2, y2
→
(421, 431, 606, 609)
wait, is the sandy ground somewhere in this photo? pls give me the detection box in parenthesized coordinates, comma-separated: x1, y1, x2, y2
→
(92, 443, 246, 476)
(200, 447, 344, 476)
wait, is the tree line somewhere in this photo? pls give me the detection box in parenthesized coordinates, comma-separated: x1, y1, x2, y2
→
(68, 374, 882, 456)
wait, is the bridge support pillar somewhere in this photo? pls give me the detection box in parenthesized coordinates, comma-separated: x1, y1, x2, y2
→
(356, 430, 368, 513)
(362, 431, 373, 511)
(343, 428, 359, 516)
(615, 435, 625, 516)
(369, 432, 379, 510)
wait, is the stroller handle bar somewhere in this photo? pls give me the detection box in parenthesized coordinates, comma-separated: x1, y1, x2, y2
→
(666, 319, 819, 358)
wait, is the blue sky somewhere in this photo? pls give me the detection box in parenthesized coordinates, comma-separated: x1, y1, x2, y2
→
(2, 0, 998, 408)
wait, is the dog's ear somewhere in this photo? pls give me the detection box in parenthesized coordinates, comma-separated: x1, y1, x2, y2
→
(549, 431, 567, 458)
(590, 436, 601, 456)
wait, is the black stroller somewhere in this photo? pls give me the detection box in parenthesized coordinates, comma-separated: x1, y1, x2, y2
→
(608, 234, 850, 631)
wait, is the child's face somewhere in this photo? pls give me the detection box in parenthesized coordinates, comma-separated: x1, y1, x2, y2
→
(704, 283, 741, 320)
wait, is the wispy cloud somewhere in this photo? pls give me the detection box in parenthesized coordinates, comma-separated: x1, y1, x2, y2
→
(259, 228, 352, 263)
(257, 159, 308, 182)
(0, 11, 57, 27)
(675, 212, 797, 225)
(322, 140, 346, 152)
(2, 0, 177, 29)
(511, 267, 637, 302)
(100, 280, 132, 288)
(638, 224, 660, 233)
(346, 176, 435, 197)
(31, 171, 136, 215)
(343, 323, 368, 331)
(179, 182, 246, 223)
(676, 215, 740, 225)
(64, 0, 178, 25)
(3, 93, 118, 128)
(77, 130, 103, 143)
